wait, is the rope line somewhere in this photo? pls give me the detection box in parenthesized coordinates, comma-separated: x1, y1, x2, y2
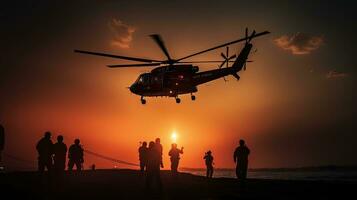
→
(2, 150, 139, 168)
(3, 153, 36, 169)
(84, 149, 139, 167)
(4, 153, 35, 165)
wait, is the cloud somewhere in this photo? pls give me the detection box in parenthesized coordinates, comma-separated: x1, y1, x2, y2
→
(326, 70, 349, 80)
(274, 33, 323, 55)
(108, 18, 136, 49)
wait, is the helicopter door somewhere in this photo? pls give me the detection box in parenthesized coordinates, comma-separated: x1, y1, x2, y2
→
(151, 74, 163, 89)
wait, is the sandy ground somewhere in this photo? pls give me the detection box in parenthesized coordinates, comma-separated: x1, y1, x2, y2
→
(0, 169, 356, 199)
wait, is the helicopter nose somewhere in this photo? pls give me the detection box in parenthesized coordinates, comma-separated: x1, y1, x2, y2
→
(129, 84, 137, 94)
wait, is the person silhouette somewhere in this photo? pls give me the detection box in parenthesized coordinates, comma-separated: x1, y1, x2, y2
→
(203, 150, 214, 178)
(146, 141, 162, 191)
(155, 138, 164, 168)
(0, 124, 4, 166)
(68, 139, 84, 171)
(138, 141, 148, 172)
(36, 131, 54, 173)
(53, 135, 67, 174)
(233, 139, 250, 181)
(168, 143, 183, 174)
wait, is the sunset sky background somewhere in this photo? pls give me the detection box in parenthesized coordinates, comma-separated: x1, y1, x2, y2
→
(1, 0, 356, 170)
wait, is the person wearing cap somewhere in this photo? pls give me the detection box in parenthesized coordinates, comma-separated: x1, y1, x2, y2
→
(68, 139, 84, 171)
(168, 143, 184, 174)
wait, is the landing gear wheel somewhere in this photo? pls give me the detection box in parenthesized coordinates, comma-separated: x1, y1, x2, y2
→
(175, 98, 181, 104)
(191, 95, 196, 101)
(141, 97, 146, 105)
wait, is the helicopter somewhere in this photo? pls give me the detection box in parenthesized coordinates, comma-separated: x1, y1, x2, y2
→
(75, 28, 270, 104)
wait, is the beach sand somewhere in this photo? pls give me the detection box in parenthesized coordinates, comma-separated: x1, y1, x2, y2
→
(1, 169, 355, 199)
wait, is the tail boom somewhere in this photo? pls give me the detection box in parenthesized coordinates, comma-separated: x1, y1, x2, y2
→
(192, 67, 236, 86)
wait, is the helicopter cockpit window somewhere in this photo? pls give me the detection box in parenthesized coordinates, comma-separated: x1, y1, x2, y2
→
(137, 74, 150, 85)
(136, 76, 143, 84)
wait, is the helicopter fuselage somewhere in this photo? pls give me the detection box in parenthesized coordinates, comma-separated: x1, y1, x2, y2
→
(129, 64, 238, 97)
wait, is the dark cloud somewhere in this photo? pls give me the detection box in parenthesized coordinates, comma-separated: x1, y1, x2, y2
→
(326, 70, 349, 79)
(274, 32, 324, 55)
(108, 18, 136, 49)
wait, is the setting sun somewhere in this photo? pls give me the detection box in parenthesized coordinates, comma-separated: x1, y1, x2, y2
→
(171, 131, 178, 143)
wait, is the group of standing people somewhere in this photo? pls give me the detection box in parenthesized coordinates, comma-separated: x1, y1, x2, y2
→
(2, 124, 251, 185)
(138, 138, 185, 190)
(139, 138, 250, 183)
(36, 131, 84, 174)
(138, 138, 164, 190)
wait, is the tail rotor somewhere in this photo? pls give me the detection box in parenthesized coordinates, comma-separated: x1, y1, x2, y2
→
(219, 46, 236, 69)
(218, 46, 236, 81)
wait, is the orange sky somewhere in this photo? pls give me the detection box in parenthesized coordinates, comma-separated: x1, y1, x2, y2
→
(1, 1, 356, 170)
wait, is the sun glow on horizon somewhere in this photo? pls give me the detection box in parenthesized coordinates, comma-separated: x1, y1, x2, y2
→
(171, 131, 178, 143)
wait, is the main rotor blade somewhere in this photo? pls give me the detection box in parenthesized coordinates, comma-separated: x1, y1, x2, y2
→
(176, 30, 270, 62)
(150, 34, 172, 61)
(74, 50, 162, 63)
(221, 53, 227, 59)
(107, 63, 161, 68)
(179, 61, 235, 63)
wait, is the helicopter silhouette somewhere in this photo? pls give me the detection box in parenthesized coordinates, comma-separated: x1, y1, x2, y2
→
(75, 28, 270, 104)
